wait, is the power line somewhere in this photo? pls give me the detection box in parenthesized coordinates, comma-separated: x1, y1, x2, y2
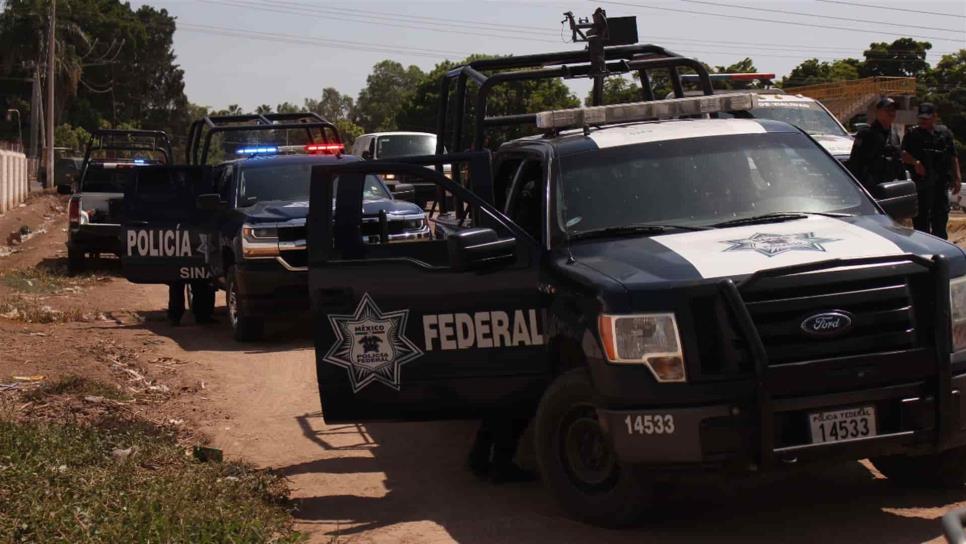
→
(199, 0, 563, 45)
(177, 23, 473, 59)
(596, 0, 966, 43)
(678, 0, 966, 34)
(816, 0, 966, 19)
(265, 0, 561, 36)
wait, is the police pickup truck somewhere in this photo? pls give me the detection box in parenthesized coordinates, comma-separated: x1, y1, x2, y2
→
(306, 45, 966, 528)
(119, 113, 429, 340)
(58, 129, 172, 272)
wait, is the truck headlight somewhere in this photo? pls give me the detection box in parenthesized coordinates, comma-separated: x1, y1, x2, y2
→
(403, 218, 426, 230)
(598, 313, 686, 383)
(241, 225, 279, 258)
(951, 276, 966, 352)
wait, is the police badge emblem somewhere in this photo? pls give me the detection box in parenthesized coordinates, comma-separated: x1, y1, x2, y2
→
(722, 232, 840, 257)
(323, 293, 423, 392)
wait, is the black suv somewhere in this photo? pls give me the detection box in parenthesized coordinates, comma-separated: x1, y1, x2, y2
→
(306, 45, 966, 527)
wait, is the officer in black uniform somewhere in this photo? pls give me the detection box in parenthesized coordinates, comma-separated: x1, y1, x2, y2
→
(902, 102, 962, 239)
(167, 282, 215, 326)
(846, 97, 903, 193)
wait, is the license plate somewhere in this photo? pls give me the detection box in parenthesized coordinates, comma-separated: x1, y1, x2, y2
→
(808, 406, 876, 444)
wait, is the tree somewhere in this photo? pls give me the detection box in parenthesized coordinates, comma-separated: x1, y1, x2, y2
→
(861, 38, 932, 78)
(925, 50, 966, 179)
(275, 101, 300, 114)
(585, 76, 642, 106)
(354, 60, 425, 132)
(53, 123, 90, 152)
(395, 55, 579, 149)
(334, 118, 363, 146)
(783, 58, 861, 87)
(305, 87, 353, 121)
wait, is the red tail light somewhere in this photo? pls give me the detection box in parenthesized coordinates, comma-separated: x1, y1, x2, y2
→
(305, 143, 344, 155)
(68, 197, 81, 224)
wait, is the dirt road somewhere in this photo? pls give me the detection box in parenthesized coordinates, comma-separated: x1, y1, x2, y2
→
(4, 194, 966, 543)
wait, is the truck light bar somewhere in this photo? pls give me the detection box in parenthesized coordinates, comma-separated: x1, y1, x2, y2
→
(535, 93, 758, 130)
(680, 72, 775, 82)
(236, 146, 279, 155)
(305, 143, 344, 154)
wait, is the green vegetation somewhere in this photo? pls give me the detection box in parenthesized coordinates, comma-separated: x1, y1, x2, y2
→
(0, 295, 88, 323)
(0, 378, 302, 543)
(25, 375, 130, 402)
(1, 267, 75, 294)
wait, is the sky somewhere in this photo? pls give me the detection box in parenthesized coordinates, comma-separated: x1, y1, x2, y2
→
(135, 0, 966, 112)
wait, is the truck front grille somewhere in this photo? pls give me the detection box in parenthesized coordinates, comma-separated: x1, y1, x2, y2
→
(743, 275, 921, 365)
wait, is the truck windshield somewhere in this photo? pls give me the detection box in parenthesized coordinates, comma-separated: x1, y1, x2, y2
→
(747, 103, 847, 137)
(240, 164, 390, 202)
(558, 132, 874, 236)
(376, 134, 436, 158)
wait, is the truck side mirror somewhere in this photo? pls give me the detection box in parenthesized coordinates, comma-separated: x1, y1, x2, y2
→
(362, 150, 372, 160)
(56, 184, 73, 195)
(446, 227, 516, 272)
(874, 179, 918, 221)
(238, 195, 258, 208)
(196, 193, 224, 211)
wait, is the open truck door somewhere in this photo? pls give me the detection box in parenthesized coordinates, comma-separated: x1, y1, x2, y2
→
(120, 165, 216, 284)
(307, 152, 550, 422)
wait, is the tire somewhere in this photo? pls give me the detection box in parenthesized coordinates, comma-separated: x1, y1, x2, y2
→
(534, 370, 653, 528)
(67, 247, 85, 274)
(871, 447, 966, 488)
(226, 266, 263, 342)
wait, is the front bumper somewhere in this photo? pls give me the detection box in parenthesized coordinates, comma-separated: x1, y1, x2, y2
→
(599, 254, 966, 471)
(68, 223, 122, 254)
(601, 373, 966, 469)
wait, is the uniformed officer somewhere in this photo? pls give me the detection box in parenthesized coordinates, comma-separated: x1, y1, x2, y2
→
(902, 102, 963, 239)
(467, 414, 535, 483)
(167, 281, 215, 326)
(846, 97, 903, 193)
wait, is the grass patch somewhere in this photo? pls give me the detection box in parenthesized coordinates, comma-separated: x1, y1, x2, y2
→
(0, 295, 88, 323)
(25, 375, 130, 402)
(0, 418, 303, 543)
(1, 268, 71, 294)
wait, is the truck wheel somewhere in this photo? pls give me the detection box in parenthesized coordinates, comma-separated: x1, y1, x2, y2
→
(67, 247, 85, 274)
(871, 447, 966, 488)
(227, 266, 263, 341)
(534, 370, 653, 528)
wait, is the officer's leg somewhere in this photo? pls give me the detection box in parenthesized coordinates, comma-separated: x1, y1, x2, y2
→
(167, 282, 185, 325)
(932, 185, 950, 239)
(912, 183, 932, 234)
(489, 416, 536, 483)
(467, 416, 494, 479)
(190, 281, 216, 323)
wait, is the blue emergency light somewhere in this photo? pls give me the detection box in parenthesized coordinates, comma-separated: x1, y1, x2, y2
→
(236, 146, 278, 155)
(133, 159, 146, 164)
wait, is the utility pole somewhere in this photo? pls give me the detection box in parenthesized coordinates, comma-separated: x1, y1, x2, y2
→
(45, 0, 55, 189)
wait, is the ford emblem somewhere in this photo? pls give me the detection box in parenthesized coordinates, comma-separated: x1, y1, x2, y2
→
(800, 311, 854, 338)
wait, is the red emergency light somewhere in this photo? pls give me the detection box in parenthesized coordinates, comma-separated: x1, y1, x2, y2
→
(305, 143, 344, 155)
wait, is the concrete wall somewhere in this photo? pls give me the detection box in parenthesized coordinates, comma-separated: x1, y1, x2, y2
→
(0, 150, 29, 214)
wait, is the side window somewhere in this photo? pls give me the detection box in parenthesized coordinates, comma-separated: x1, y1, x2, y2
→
(493, 158, 524, 211)
(217, 166, 234, 203)
(504, 161, 543, 242)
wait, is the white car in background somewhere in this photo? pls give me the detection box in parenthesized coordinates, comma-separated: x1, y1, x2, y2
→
(743, 93, 854, 163)
(352, 131, 450, 208)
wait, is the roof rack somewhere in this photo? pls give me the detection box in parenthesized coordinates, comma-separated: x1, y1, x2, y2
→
(83, 129, 173, 165)
(434, 44, 716, 156)
(186, 112, 341, 165)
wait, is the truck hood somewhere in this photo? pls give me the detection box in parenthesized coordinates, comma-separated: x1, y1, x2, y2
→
(243, 198, 423, 222)
(571, 215, 966, 288)
(810, 133, 854, 158)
